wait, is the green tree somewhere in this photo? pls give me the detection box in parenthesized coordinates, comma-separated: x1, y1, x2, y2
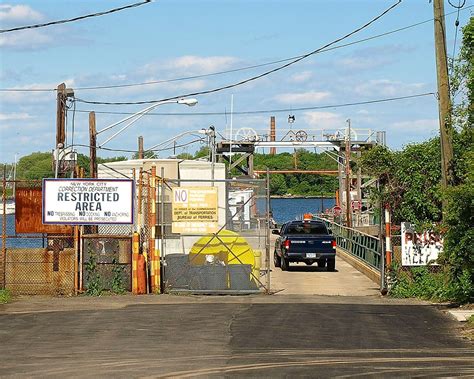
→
(16, 152, 54, 179)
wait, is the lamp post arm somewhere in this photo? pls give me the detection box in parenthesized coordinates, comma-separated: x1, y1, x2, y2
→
(146, 130, 206, 152)
(96, 99, 177, 135)
(99, 109, 152, 148)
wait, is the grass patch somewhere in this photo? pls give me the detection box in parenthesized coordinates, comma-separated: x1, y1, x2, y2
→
(0, 289, 12, 304)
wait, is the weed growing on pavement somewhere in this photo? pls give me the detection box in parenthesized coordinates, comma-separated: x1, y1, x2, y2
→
(111, 258, 126, 294)
(0, 289, 12, 304)
(85, 249, 104, 296)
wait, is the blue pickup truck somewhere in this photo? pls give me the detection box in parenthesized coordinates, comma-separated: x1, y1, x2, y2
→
(273, 220, 337, 271)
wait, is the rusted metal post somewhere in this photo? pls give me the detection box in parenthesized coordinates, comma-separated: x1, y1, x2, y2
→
(265, 168, 271, 293)
(132, 232, 139, 294)
(345, 120, 352, 228)
(269, 117, 276, 155)
(2, 166, 6, 289)
(149, 166, 158, 293)
(159, 167, 165, 294)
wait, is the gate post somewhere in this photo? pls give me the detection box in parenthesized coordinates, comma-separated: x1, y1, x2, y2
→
(149, 166, 159, 293)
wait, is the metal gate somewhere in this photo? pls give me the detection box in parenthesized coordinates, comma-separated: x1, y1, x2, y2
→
(157, 175, 272, 294)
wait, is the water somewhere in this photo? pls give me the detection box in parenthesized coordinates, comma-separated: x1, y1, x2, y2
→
(257, 197, 335, 225)
(1, 198, 334, 248)
(269, 198, 335, 224)
(0, 214, 45, 248)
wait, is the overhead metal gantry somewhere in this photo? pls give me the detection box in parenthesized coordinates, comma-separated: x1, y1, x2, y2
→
(216, 138, 378, 177)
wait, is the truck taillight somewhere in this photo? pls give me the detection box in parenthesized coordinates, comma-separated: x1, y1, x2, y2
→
(332, 240, 336, 248)
(284, 239, 291, 249)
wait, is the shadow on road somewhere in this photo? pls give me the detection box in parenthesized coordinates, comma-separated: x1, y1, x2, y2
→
(285, 265, 339, 273)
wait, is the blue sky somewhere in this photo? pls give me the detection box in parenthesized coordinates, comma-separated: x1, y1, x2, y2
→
(0, 0, 472, 163)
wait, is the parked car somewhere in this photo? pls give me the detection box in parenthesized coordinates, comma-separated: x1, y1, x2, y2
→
(273, 220, 336, 271)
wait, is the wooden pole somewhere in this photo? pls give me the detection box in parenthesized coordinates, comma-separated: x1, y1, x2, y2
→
(89, 112, 97, 178)
(138, 136, 144, 159)
(56, 83, 66, 147)
(433, 0, 454, 212)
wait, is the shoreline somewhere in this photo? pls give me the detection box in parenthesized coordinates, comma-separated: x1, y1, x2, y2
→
(270, 195, 335, 199)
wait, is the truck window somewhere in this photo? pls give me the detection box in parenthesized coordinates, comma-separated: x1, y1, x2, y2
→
(286, 223, 327, 235)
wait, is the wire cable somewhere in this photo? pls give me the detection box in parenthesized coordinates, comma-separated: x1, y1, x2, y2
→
(73, 2, 414, 105)
(70, 138, 205, 154)
(450, 0, 465, 73)
(1, 4, 473, 94)
(0, 1, 151, 34)
(72, 92, 436, 116)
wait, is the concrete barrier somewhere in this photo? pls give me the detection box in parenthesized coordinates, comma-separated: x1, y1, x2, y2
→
(336, 247, 381, 285)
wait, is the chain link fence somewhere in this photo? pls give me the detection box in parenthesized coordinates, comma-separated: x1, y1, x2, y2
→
(160, 177, 271, 294)
(1, 179, 75, 295)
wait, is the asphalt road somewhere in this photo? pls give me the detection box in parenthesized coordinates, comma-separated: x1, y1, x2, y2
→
(1, 295, 473, 377)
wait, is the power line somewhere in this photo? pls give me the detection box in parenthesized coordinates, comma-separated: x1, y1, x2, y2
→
(74, 1, 403, 106)
(71, 138, 205, 154)
(72, 93, 436, 116)
(0, 1, 151, 34)
(449, 0, 466, 72)
(1, 4, 473, 94)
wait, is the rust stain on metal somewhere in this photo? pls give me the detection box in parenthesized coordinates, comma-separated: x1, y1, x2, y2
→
(15, 187, 72, 234)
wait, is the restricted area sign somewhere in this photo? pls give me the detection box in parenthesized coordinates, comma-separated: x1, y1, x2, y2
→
(43, 179, 134, 225)
(172, 187, 218, 234)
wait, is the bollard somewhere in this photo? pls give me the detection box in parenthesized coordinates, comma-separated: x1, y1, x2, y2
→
(385, 205, 392, 267)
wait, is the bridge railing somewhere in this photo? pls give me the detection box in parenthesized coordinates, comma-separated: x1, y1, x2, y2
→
(314, 216, 382, 270)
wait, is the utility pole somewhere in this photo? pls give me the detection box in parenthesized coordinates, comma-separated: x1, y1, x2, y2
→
(56, 83, 67, 147)
(433, 0, 455, 209)
(138, 136, 144, 159)
(345, 119, 352, 228)
(89, 112, 97, 178)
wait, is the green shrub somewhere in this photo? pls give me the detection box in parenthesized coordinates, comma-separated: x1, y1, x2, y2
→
(389, 264, 473, 303)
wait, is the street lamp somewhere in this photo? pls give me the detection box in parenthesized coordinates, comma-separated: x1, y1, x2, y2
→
(96, 98, 198, 148)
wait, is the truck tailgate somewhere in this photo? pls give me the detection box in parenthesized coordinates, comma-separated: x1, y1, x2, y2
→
(286, 235, 335, 255)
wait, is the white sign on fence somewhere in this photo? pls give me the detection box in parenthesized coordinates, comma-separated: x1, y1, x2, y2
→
(401, 222, 442, 266)
(172, 187, 218, 234)
(42, 179, 134, 225)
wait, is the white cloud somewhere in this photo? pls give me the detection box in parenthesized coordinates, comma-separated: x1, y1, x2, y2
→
(167, 55, 238, 72)
(354, 79, 427, 97)
(0, 112, 33, 121)
(0, 29, 53, 50)
(290, 71, 313, 83)
(0, 4, 43, 23)
(337, 56, 391, 71)
(274, 91, 331, 104)
(390, 119, 438, 134)
(301, 111, 345, 129)
(141, 55, 239, 77)
(0, 79, 74, 105)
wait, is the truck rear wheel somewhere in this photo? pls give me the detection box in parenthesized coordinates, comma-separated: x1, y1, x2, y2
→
(274, 251, 281, 268)
(281, 257, 290, 271)
(327, 258, 336, 271)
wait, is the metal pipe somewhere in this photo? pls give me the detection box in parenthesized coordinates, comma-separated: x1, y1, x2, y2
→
(265, 168, 271, 294)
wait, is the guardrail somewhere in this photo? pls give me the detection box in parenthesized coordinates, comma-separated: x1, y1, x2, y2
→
(314, 216, 382, 270)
